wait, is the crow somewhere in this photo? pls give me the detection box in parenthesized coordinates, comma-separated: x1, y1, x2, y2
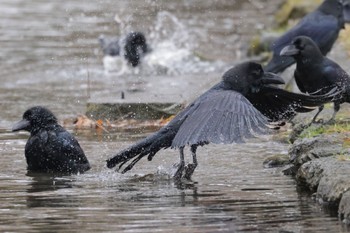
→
(280, 35, 350, 123)
(265, 0, 344, 73)
(12, 106, 90, 174)
(99, 31, 149, 67)
(106, 61, 338, 180)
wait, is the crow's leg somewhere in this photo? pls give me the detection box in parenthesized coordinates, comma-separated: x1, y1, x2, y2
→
(173, 147, 185, 180)
(326, 102, 340, 124)
(310, 105, 324, 124)
(183, 145, 198, 180)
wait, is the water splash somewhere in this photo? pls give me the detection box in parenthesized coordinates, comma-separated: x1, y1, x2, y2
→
(103, 11, 227, 75)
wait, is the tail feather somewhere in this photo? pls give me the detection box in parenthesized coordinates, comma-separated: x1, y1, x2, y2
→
(106, 139, 151, 169)
(106, 128, 175, 172)
(264, 86, 339, 108)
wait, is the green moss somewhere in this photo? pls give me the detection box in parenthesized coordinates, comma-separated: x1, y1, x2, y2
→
(299, 123, 350, 139)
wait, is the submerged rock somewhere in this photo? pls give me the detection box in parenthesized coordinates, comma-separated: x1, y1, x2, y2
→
(263, 154, 290, 168)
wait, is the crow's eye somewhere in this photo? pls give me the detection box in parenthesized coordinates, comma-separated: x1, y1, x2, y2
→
(294, 39, 304, 50)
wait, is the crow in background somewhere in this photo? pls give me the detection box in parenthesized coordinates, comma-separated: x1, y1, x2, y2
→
(106, 61, 338, 180)
(280, 35, 350, 123)
(265, 0, 344, 73)
(99, 31, 149, 67)
(12, 106, 90, 174)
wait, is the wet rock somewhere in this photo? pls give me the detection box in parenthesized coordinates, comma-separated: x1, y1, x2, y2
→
(86, 73, 216, 121)
(288, 130, 350, 223)
(288, 122, 310, 144)
(86, 101, 182, 120)
(339, 191, 350, 224)
(317, 172, 350, 206)
(289, 133, 343, 167)
(296, 157, 350, 207)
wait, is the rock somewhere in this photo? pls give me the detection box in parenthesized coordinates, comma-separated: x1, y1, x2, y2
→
(86, 73, 216, 120)
(295, 157, 326, 191)
(288, 122, 310, 144)
(339, 191, 350, 224)
(289, 133, 343, 167)
(296, 156, 350, 207)
(290, 141, 350, 222)
(263, 154, 290, 168)
(317, 173, 350, 206)
(86, 101, 183, 120)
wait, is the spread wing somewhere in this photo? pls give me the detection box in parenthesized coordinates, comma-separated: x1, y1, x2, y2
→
(248, 85, 338, 121)
(171, 90, 270, 148)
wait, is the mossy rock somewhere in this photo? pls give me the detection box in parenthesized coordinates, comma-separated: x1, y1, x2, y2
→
(86, 102, 183, 121)
(299, 122, 350, 139)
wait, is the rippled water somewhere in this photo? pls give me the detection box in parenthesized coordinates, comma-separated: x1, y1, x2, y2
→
(1, 0, 349, 232)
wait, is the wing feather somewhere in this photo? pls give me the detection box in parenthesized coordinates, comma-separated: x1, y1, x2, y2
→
(171, 90, 270, 148)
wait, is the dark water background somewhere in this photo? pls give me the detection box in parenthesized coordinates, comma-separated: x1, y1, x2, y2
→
(0, 0, 349, 232)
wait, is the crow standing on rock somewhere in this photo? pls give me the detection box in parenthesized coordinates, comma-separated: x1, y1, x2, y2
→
(280, 36, 350, 123)
(265, 0, 344, 73)
(106, 61, 338, 180)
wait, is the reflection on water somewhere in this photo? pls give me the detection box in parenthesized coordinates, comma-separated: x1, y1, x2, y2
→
(1, 0, 350, 232)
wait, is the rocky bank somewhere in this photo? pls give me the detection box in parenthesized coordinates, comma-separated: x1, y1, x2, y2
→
(261, 0, 350, 224)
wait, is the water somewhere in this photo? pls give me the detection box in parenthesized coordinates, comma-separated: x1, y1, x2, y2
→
(1, 0, 349, 232)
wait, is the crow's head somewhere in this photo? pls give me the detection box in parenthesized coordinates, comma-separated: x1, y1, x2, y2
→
(223, 61, 284, 95)
(12, 106, 58, 134)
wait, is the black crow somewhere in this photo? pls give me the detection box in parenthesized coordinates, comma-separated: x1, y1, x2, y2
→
(265, 0, 344, 73)
(99, 31, 149, 67)
(12, 106, 90, 174)
(106, 61, 337, 180)
(280, 35, 350, 123)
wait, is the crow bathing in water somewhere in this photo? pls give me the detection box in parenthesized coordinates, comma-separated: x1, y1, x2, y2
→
(12, 106, 90, 174)
(106, 61, 338, 180)
(99, 31, 149, 67)
(265, 0, 344, 73)
(280, 36, 350, 123)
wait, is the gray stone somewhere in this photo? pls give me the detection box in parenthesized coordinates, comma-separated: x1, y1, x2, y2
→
(86, 73, 218, 120)
(263, 154, 290, 168)
(289, 134, 343, 167)
(294, 155, 350, 222)
(86, 101, 183, 120)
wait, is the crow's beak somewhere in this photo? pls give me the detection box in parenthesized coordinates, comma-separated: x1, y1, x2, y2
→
(280, 44, 299, 56)
(12, 119, 30, 132)
(261, 72, 285, 85)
